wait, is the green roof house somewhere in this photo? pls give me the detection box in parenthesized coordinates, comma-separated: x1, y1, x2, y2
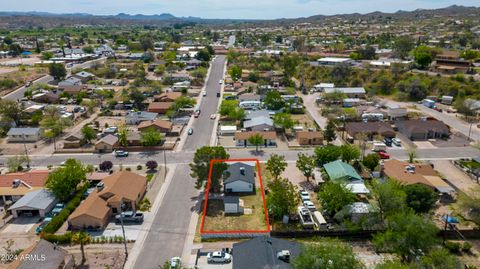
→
(323, 160, 362, 182)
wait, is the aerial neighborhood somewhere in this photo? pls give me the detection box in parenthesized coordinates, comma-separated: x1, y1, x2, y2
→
(0, 2, 480, 269)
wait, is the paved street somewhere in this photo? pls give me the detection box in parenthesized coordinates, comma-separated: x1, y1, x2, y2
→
(2, 75, 52, 101)
(303, 92, 342, 145)
(132, 55, 226, 268)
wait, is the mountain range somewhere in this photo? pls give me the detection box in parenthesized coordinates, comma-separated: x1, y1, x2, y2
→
(0, 5, 479, 28)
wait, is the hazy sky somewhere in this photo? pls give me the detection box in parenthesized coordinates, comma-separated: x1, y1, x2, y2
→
(3, 0, 480, 19)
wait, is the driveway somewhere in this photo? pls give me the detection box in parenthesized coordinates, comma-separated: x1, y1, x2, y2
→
(302, 93, 342, 145)
(430, 160, 480, 194)
(196, 255, 233, 269)
(1, 216, 39, 234)
(93, 222, 141, 241)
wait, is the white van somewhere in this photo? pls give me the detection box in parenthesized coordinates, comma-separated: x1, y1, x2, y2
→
(372, 142, 387, 152)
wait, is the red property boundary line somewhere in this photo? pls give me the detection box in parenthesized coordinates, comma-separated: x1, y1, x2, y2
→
(200, 158, 271, 234)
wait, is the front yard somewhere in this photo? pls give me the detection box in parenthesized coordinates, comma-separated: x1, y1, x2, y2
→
(202, 189, 269, 232)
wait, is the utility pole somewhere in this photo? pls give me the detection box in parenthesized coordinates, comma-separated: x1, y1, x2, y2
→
(443, 214, 449, 245)
(163, 143, 167, 179)
(119, 203, 128, 260)
(22, 134, 30, 168)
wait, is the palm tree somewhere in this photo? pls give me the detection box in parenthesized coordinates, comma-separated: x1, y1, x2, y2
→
(407, 148, 417, 163)
(71, 231, 91, 265)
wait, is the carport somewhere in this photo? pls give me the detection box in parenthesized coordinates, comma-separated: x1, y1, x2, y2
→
(9, 189, 57, 218)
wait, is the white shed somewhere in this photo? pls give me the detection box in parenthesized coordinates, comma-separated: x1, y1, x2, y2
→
(224, 196, 243, 214)
(220, 125, 237, 136)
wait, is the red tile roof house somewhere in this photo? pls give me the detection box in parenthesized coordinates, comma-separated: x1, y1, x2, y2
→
(0, 170, 49, 203)
(137, 119, 173, 134)
(147, 102, 173, 114)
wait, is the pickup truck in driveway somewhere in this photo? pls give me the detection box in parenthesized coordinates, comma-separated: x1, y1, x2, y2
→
(115, 211, 144, 224)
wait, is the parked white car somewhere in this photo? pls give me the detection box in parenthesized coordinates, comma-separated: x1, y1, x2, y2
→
(299, 191, 310, 202)
(303, 201, 316, 211)
(170, 257, 181, 268)
(202, 91, 207, 96)
(207, 251, 231, 263)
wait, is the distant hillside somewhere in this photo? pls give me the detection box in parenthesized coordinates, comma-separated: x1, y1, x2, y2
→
(0, 5, 479, 29)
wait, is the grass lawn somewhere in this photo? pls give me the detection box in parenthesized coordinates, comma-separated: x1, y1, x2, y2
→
(459, 160, 480, 170)
(202, 188, 269, 232)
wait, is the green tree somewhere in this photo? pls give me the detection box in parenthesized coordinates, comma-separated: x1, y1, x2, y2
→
(340, 144, 361, 164)
(373, 210, 439, 261)
(404, 184, 439, 213)
(0, 99, 23, 125)
(189, 146, 230, 191)
(266, 154, 287, 180)
(375, 260, 409, 269)
(82, 46, 94, 53)
(195, 49, 211, 61)
(318, 182, 356, 215)
(129, 88, 146, 109)
(45, 159, 87, 201)
(393, 36, 415, 60)
(41, 51, 54, 60)
(118, 125, 129, 147)
(49, 63, 67, 81)
(229, 65, 242, 81)
(140, 128, 163, 146)
(267, 178, 300, 219)
(292, 238, 364, 269)
(273, 112, 295, 131)
(363, 153, 380, 171)
(80, 125, 96, 144)
(420, 248, 463, 269)
(314, 145, 341, 166)
(264, 91, 285, 110)
(7, 154, 30, 172)
(413, 45, 439, 69)
(407, 148, 417, 163)
(40, 106, 73, 138)
(323, 120, 337, 143)
(457, 191, 480, 227)
(71, 232, 91, 265)
(248, 133, 264, 152)
(283, 54, 300, 78)
(371, 179, 407, 222)
(296, 153, 316, 181)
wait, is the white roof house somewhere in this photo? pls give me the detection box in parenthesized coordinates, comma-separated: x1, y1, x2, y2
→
(317, 57, 352, 64)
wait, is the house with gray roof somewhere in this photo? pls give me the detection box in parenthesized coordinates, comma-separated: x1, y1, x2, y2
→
(9, 189, 57, 218)
(7, 128, 41, 142)
(125, 111, 158, 125)
(58, 77, 82, 87)
(232, 236, 301, 269)
(224, 163, 256, 193)
(73, 71, 95, 83)
(243, 115, 274, 131)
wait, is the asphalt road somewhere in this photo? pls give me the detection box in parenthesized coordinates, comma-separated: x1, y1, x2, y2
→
(2, 75, 52, 101)
(1, 146, 478, 169)
(132, 55, 226, 269)
(182, 55, 225, 151)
